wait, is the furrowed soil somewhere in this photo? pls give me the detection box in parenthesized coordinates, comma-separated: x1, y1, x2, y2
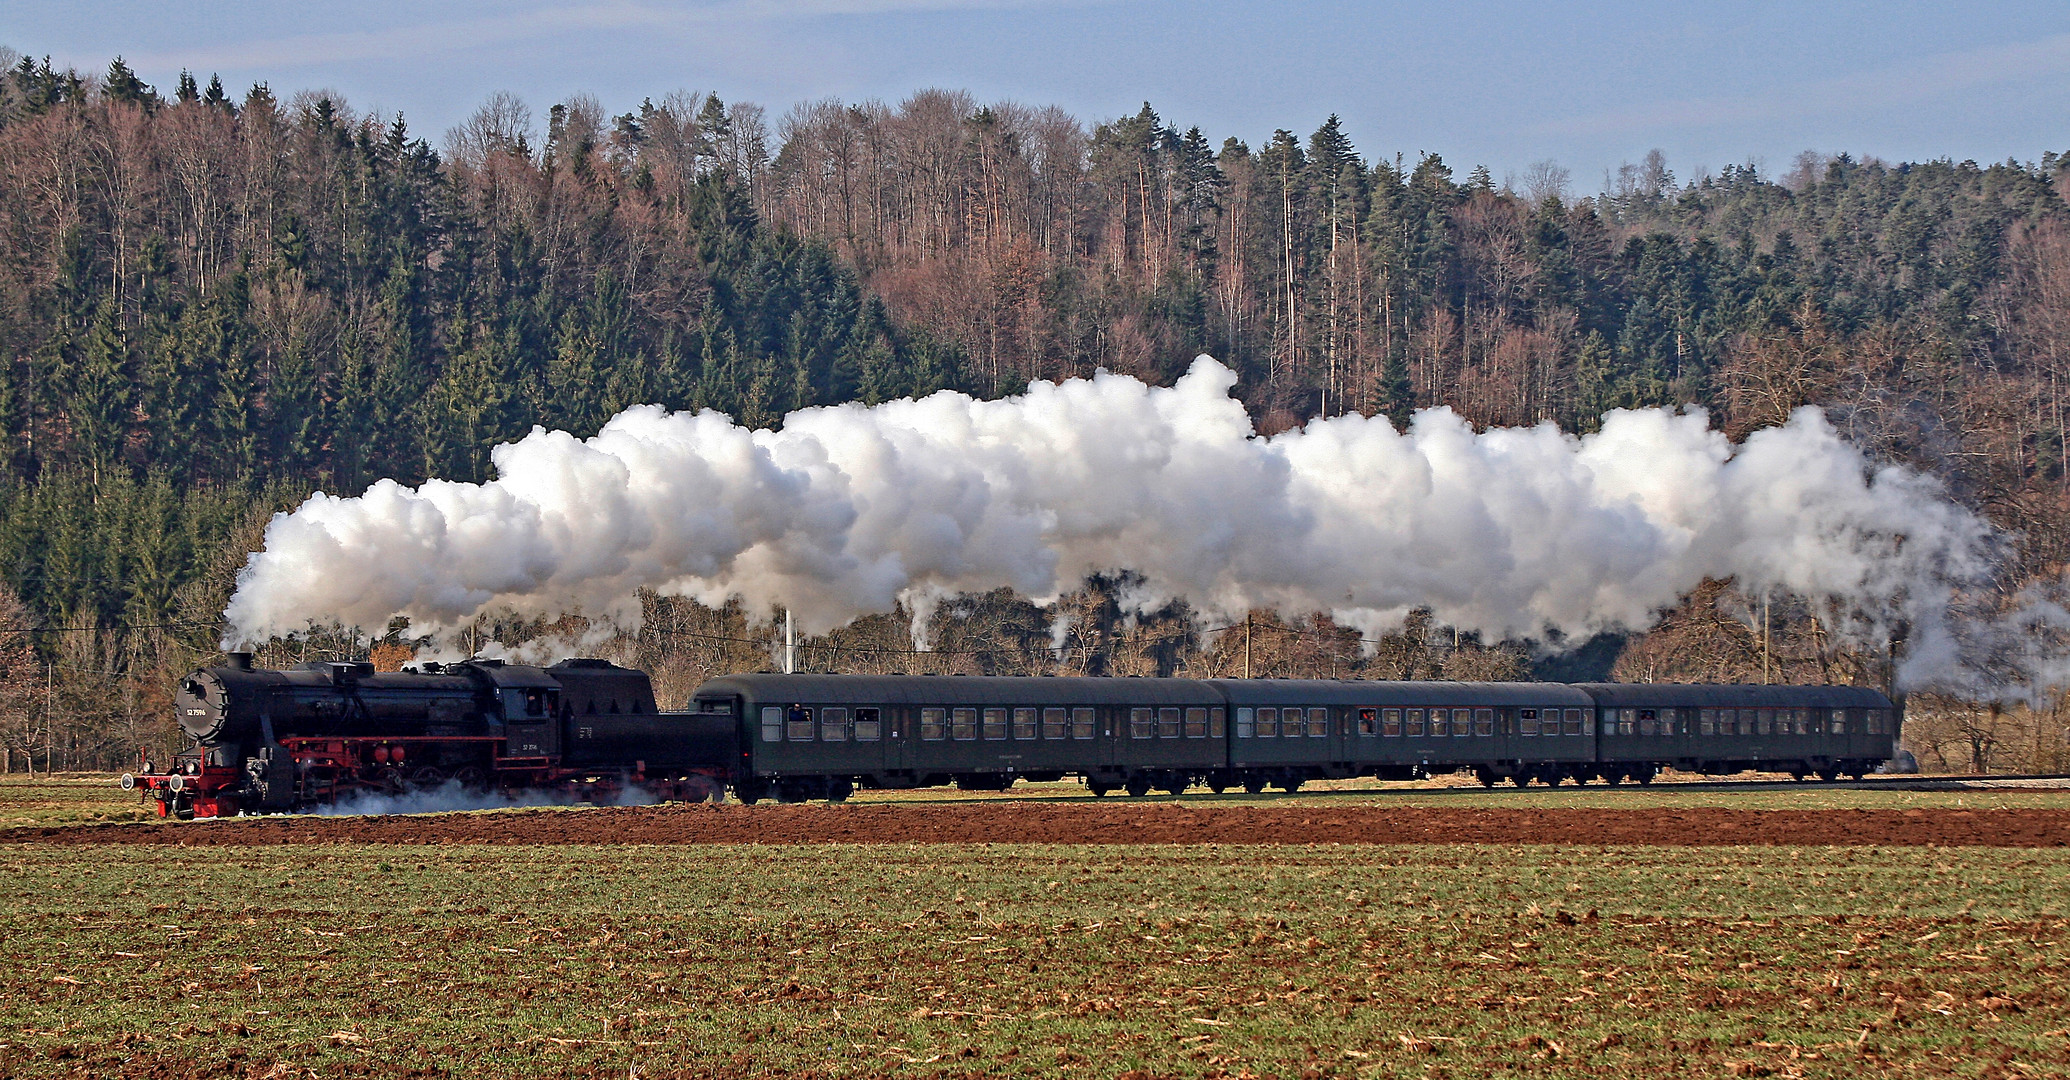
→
(13, 801, 2070, 848)
(3, 842, 2067, 1080)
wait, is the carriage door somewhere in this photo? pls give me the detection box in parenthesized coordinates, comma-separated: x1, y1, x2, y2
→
(886, 706, 913, 772)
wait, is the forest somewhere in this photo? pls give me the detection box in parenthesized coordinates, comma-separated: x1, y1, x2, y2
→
(2, 52, 2067, 773)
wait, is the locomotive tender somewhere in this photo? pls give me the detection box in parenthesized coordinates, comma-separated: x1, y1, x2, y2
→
(128, 657, 1900, 816)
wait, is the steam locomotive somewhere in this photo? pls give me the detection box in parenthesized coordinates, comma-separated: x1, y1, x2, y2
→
(126, 656, 1902, 817)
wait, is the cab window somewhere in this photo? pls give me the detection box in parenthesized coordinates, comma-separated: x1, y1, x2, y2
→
(854, 708, 881, 742)
(921, 708, 947, 741)
(821, 707, 848, 742)
(786, 705, 815, 742)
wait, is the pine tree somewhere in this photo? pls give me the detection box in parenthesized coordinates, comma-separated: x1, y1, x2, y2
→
(68, 296, 134, 492)
(101, 57, 155, 108)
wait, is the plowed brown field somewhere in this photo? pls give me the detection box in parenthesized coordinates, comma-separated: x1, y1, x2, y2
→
(13, 802, 2070, 846)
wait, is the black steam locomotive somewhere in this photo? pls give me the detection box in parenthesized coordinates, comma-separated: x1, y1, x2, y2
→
(127, 653, 730, 817)
(127, 656, 1902, 817)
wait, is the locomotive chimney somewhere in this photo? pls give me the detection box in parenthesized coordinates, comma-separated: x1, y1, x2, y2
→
(227, 652, 254, 671)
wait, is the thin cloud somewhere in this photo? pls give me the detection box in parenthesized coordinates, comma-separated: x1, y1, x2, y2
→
(1542, 31, 2070, 138)
(130, 0, 1081, 73)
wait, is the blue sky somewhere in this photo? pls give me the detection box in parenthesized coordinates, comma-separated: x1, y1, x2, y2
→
(8, 1, 2069, 190)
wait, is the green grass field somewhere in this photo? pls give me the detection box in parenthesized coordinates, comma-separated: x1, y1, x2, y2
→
(2, 840, 2066, 1079)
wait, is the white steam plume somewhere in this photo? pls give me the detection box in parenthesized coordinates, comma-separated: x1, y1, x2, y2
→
(224, 357, 2053, 696)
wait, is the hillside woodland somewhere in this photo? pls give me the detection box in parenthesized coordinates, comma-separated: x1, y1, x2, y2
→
(1, 55, 2067, 771)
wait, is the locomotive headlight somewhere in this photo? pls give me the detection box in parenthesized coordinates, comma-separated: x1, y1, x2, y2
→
(120, 773, 136, 791)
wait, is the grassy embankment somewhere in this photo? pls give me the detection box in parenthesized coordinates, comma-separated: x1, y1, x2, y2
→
(9, 773, 2070, 832)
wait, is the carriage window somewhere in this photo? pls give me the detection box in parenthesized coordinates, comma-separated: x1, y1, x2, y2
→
(1406, 708, 1427, 737)
(1452, 709, 1473, 737)
(1013, 707, 1038, 740)
(1561, 709, 1582, 736)
(1357, 708, 1379, 736)
(1072, 707, 1097, 740)
(952, 708, 979, 741)
(1519, 708, 1539, 736)
(1159, 707, 1183, 738)
(1383, 708, 1402, 736)
(1719, 708, 1737, 735)
(1184, 707, 1208, 738)
(1210, 707, 1226, 738)
(1755, 709, 1772, 735)
(1828, 708, 1846, 735)
(1698, 708, 1714, 736)
(1474, 709, 1494, 736)
(983, 708, 1008, 741)
(1130, 707, 1155, 739)
(1256, 708, 1278, 738)
(1600, 712, 1616, 737)
(1638, 709, 1657, 737)
(1614, 709, 1633, 736)
(761, 706, 784, 743)
(1308, 708, 1330, 738)
(921, 708, 947, 741)
(787, 706, 815, 742)
(821, 707, 849, 742)
(854, 708, 881, 742)
(1042, 707, 1068, 740)
(1236, 707, 1255, 738)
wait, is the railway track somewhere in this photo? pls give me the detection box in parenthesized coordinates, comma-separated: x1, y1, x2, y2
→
(859, 771, 2070, 806)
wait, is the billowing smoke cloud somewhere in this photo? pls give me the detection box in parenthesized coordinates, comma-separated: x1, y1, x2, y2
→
(224, 358, 2052, 696)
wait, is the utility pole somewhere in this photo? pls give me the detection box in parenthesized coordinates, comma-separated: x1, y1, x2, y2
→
(1761, 595, 1771, 685)
(1243, 613, 1252, 679)
(783, 609, 795, 675)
